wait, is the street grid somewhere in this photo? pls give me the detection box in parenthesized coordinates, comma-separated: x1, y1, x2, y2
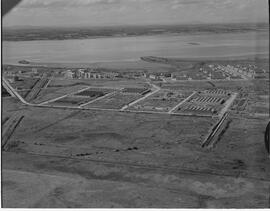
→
(3, 77, 237, 119)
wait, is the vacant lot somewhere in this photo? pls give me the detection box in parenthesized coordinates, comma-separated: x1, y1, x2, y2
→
(75, 88, 115, 98)
(32, 85, 88, 104)
(2, 103, 270, 208)
(48, 78, 147, 89)
(6, 106, 213, 164)
(10, 78, 39, 90)
(50, 96, 92, 107)
(84, 93, 142, 109)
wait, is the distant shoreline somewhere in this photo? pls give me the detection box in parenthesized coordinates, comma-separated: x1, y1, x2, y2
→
(3, 30, 268, 42)
(3, 22, 269, 42)
(3, 54, 269, 68)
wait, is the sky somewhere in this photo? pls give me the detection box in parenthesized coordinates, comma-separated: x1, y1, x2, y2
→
(3, 0, 269, 27)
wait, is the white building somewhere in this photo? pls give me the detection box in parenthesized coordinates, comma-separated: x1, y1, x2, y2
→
(64, 70, 75, 79)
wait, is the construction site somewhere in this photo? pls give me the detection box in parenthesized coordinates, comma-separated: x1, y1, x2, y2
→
(2, 58, 270, 208)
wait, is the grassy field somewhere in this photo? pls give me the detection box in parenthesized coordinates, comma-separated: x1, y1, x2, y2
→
(84, 93, 142, 109)
(32, 85, 88, 104)
(2, 101, 270, 207)
(9, 77, 39, 90)
(2, 154, 269, 208)
(50, 96, 93, 107)
(48, 78, 147, 89)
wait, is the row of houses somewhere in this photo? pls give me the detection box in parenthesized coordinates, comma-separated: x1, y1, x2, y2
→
(209, 64, 255, 79)
(147, 72, 209, 81)
(64, 69, 118, 79)
(64, 68, 243, 81)
(64, 69, 174, 81)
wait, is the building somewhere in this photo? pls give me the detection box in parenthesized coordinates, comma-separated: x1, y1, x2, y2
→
(64, 68, 118, 80)
(32, 68, 38, 74)
(163, 73, 172, 78)
(76, 69, 86, 78)
(149, 74, 158, 80)
(143, 73, 148, 78)
(64, 70, 75, 79)
(171, 73, 188, 81)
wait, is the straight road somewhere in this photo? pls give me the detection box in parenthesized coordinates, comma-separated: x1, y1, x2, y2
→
(79, 91, 116, 108)
(121, 80, 161, 111)
(120, 89, 160, 111)
(39, 86, 90, 105)
(168, 91, 197, 114)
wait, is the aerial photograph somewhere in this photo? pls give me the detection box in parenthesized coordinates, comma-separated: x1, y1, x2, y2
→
(1, 0, 270, 208)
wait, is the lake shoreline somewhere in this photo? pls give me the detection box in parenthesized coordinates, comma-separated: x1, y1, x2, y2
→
(3, 53, 269, 69)
(3, 31, 269, 66)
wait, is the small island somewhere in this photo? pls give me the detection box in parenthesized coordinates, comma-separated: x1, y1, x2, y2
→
(18, 60, 30, 64)
(188, 42, 200, 45)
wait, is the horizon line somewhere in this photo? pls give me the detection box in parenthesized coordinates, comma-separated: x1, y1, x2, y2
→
(3, 21, 269, 29)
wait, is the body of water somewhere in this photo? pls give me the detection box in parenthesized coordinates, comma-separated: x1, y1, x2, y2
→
(3, 31, 269, 64)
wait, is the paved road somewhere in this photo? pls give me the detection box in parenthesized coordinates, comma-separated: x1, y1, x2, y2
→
(2, 77, 33, 105)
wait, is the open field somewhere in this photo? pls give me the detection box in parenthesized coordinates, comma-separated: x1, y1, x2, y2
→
(32, 85, 88, 104)
(2, 99, 270, 207)
(83, 92, 143, 109)
(48, 78, 148, 89)
(1, 97, 27, 120)
(2, 154, 269, 208)
(46, 87, 118, 107)
(75, 87, 115, 97)
(8, 77, 39, 90)
(17, 90, 29, 98)
(49, 96, 94, 107)
(4, 106, 214, 162)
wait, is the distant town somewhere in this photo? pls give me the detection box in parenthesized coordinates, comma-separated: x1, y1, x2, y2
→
(4, 57, 267, 84)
